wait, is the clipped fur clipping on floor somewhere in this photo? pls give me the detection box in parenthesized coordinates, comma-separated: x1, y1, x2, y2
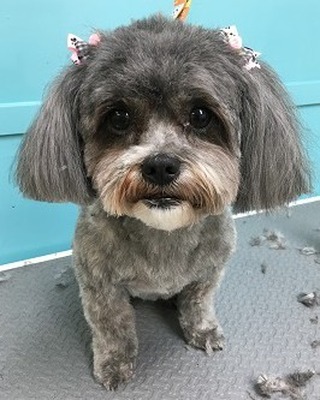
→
(260, 263, 267, 274)
(249, 230, 287, 250)
(249, 236, 266, 247)
(311, 340, 320, 349)
(299, 247, 318, 256)
(0, 272, 11, 283)
(264, 230, 287, 250)
(297, 292, 320, 308)
(310, 315, 319, 324)
(255, 370, 315, 399)
(54, 267, 73, 288)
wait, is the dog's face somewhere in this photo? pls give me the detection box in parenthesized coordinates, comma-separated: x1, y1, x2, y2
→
(82, 23, 242, 230)
(16, 16, 310, 230)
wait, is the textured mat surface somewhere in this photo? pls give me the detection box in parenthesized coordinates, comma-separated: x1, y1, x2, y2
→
(1, 202, 320, 400)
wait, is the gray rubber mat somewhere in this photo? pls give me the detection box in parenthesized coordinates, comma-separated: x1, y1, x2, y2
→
(1, 202, 320, 400)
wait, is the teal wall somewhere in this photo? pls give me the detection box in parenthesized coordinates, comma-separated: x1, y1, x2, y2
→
(1, 0, 320, 264)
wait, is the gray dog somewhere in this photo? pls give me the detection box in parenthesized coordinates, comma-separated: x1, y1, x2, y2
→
(16, 15, 310, 390)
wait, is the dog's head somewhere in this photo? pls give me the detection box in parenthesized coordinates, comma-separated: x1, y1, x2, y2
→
(16, 15, 311, 231)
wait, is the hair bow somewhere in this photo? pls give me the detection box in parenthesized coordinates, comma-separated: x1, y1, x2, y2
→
(67, 33, 100, 65)
(243, 47, 261, 70)
(220, 25, 261, 70)
(173, 0, 192, 21)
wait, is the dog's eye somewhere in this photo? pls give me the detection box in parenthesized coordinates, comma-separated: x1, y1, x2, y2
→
(108, 109, 131, 131)
(190, 107, 212, 129)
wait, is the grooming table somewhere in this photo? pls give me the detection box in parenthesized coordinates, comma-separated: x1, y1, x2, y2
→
(1, 202, 320, 399)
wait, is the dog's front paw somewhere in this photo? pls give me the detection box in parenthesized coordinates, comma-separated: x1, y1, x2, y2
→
(94, 357, 135, 390)
(186, 327, 225, 354)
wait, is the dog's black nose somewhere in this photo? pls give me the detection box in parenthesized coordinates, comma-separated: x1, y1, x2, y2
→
(141, 154, 181, 186)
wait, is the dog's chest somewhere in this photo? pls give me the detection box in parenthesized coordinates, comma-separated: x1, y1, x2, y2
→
(120, 233, 203, 299)
(107, 214, 235, 299)
(75, 209, 236, 300)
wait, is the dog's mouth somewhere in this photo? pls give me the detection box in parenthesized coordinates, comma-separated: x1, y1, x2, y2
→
(142, 197, 182, 209)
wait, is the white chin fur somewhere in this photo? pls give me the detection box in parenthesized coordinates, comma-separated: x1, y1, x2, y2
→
(131, 201, 197, 231)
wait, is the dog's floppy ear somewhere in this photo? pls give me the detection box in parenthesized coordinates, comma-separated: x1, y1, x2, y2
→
(234, 65, 311, 213)
(16, 67, 93, 205)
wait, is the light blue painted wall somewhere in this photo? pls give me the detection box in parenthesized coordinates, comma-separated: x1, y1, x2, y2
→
(1, 0, 320, 264)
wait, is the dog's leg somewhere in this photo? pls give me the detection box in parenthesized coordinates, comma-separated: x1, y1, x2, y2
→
(177, 281, 225, 353)
(80, 284, 137, 390)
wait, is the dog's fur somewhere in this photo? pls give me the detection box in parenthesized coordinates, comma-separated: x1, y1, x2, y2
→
(16, 15, 310, 389)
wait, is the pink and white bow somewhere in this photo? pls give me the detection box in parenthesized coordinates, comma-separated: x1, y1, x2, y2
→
(67, 33, 100, 65)
(220, 25, 261, 70)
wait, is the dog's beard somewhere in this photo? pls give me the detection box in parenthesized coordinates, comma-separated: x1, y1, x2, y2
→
(90, 148, 240, 231)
